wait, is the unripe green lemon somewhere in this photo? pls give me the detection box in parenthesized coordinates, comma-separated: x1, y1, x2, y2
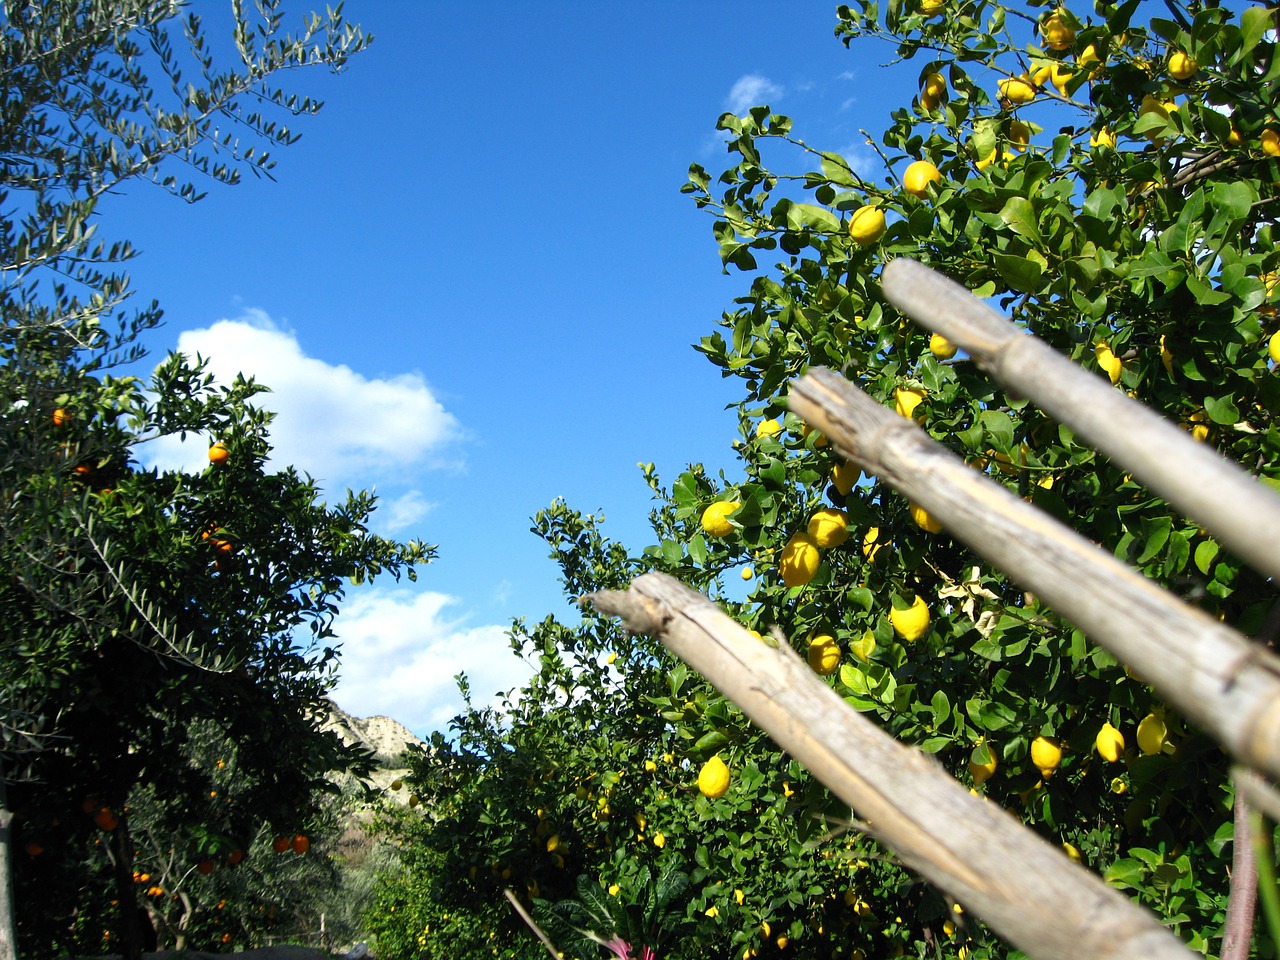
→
(1095, 721, 1125, 762)
(780, 533, 821, 587)
(807, 635, 842, 676)
(849, 630, 876, 662)
(697, 755, 731, 799)
(848, 205, 887, 245)
(889, 596, 930, 641)
(701, 501, 740, 537)
(1030, 736, 1063, 778)
(807, 508, 850, 548)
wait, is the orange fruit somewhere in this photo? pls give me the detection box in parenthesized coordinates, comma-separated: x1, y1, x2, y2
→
(24, 842, 43, 857)
(208, 442, 230, 465)
(291, 834, 310, 854)
(52, 407, 70, 427)
(226, 849, 244, 865)
(197, 858, 215, 875)
(272, 835, 290, 854)
(93, 808, 118, 831)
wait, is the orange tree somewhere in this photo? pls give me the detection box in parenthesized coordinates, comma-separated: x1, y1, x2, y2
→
(0, 3, 432, 958)
(372, 1, 1280, 958)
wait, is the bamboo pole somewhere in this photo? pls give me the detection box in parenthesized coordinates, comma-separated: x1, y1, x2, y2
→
(587, 573, 1195, 960)
(880, 256, 1280, 585)
(789, 367, 1280, 784)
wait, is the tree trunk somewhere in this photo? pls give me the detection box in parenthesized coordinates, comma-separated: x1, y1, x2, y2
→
(0, 778, 19, 960)
(109, 810, 141, 960)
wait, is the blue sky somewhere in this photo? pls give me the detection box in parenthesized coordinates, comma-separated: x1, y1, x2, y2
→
(105, 3, 923, 736)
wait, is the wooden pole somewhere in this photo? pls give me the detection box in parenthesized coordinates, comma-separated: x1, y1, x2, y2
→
(880, 256, 1280, 586)
(587, 574, 1196, 960)
(789, 367, 1280, 784)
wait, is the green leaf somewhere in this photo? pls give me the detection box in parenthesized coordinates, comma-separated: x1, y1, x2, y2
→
(1203, 394, 1240, 425)
(820, 152, 860, 188)
(1237, 5, 1273, 60)
(998, 197, 1042, 244)
(1194, 539, 1219, 575)
(993, 252, 1045, 293)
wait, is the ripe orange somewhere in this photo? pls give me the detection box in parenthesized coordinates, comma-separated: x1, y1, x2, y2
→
(197, 858, 215, 875)
(208, 442, 230, 465)
(291, 834, 310, 854)
(24, 842, 44, 857)
(52, 407, 70, 427)
(272, 835, 290, 854)
(93, 808, 118, 831)
(226, 849, 244, 865)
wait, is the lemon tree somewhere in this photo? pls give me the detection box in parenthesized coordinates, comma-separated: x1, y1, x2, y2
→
(375, 1, 1280, 958)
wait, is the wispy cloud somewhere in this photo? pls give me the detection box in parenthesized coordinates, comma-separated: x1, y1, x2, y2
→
(725, 74, 783, 115)
(330, 587, 535, 736)
(139, 310, 460, 496)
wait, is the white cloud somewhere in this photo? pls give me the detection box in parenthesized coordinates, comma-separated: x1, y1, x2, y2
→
(726, 74, 783, 115)
(140, 310, 459, 492)
(329, 587, 536, 737)
(381, 490, 436, 532)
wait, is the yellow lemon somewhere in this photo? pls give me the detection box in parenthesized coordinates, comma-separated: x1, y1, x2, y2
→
(1091, 126, 1116, 149)
(705, 905, 719, 918)
(756, 418, 782, 439)
(1136, 713, 1167, 755)
(698, 755, 731, 799)
(1094, 342, 1123, 384)
(546, 834, 561, 853)
(1161, 335, 1175, 375)
(969, 747, 998, 785)
(701, 501, 740, 537)
(920, 90, 942, 113)
(923, 71, 946, 98)
(909, 502, 943, 533)
(849, 630, 877, 662)
(894, 387, 926, 419)
(998, 76, 1037, 104)
(807, 508, 850, 548)
(889, 596, 930, 641)
(1095, 722, 1125, 762)
(1111, 777, 1128, 794)
(741, 566, 754, 580)
(918, 0, 944, 15)
(848, 204, 887, 245)
(1263, 128, 1280, 157)
(1040, 9, 1075, 50)
(1030, 736, 1063, 778)
(929, 333, 957, 359)
(862, 526, 884, 562)
(608, 884, 621, 896)
(1009, 119, 1031, 150)
(780, 533, 821, 586)
(1063, 842, 1083, 863)
(831, 460, 859, 495)
(1168, 50, 1197, 80)
(807, 635, 842, 675)
(1269, 330, 1280, 364)
(1139, 95, 1177, 142)
(902, 160, 941, 198)
(1078, 43, 1103, 72)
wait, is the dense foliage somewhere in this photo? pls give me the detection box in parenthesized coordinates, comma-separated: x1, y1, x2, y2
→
(0, 2, 430, 957)
(369, 0, 1280, 958)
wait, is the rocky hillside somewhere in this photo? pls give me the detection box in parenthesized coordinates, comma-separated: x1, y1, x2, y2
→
(321, 700, 423, 804)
